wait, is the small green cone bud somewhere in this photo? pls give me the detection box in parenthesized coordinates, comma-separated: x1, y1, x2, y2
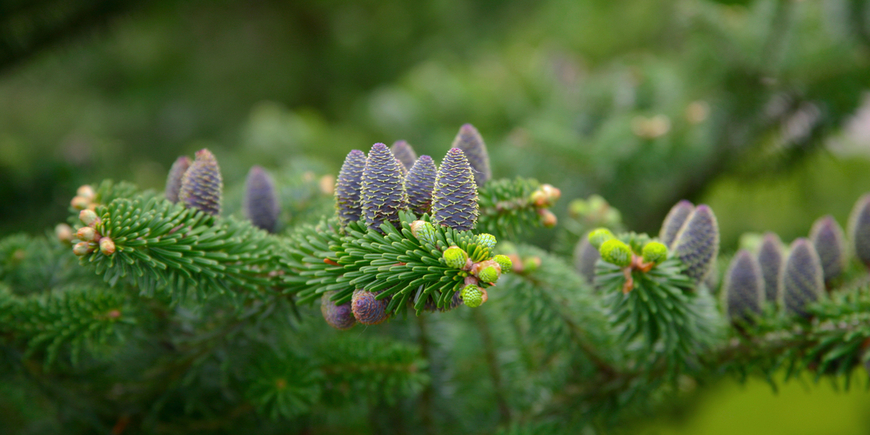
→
(451, 124, 492, 187)
(723, 250, 764, 322)
(460, 284, 484, 308)
(641, 241, 668, 265)
(79, 209, 99, 227)
(351, 289, 390, 325)
(849, 194, 870, 268)
(70, 196, 90, 210)
(574, 235, 599, 284)
(443, 246, 469, 269)
(55, 223, 73, 243)
(243, 166, 281, 233)
(660, 200, 694, 248)
(321, 291, 356, 330)
(178, 149, 223, 216)
(75, 226, 99, 242)
(431, 148, 478, 231)
(493, 254, 513, 274)
(165, 156, 191, 203)
(405, 155, 437, 215)
(588, 228, 615, 249)
(477, 262, 501, 284)
(335, 150, 367, 230)
(757, 232, 784, 303)
(72, 242, 92, 256)
(671, 204, 720, 284)
(76, 185, 95, 201)
(391, 140, 418, 172)
(781, 238, 825, 318)
(809, 215, 848, 284)
(99, 237, 115, 256)
(470, 233, 497, 262)
(360, 143, 408, 232)
(600, 239, 632, 267)
(410, 220, 437, 245)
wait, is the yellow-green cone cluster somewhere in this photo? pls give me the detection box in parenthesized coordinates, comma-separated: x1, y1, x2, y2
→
(723, 250, 764, 322)
(588, 228, 615, 249)
(493, 254, 513, 274)
(460, 284, 484, 308)
(179, 149, 223, 216)
(165, 156, 191, 203)
(405, 155, 437, 216)
(243, 166, 281, 233)
(431, 148, 478, 231)
(641, 241, 668, 265)
(451, 123, 491, 187)
(600, 239, 632, 267)
(335, 149, 367, 230)
(443, 246, 469, 269)
(360, 143, 408, 232)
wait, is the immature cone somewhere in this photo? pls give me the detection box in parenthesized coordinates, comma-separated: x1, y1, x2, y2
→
(460, 284, 484, 308)
(443, 246, 469, 269)
(405, 156, 437, 215)
(335, 150, 367, 229)
(660, 200, 695, 248)
(671, 205, 719, 284)
(493, 254, 513, 274)
(72, 242, 92, 256)
(360, 143, 408, 232)
(178, 149, 222, 216)
(431, 148, 478, 231)
(391, 140, 418, 172)
(574, 235, 600, 284)
(781, 238, 825, 318)
(848, 193, 870, 267)
(476, 261, 501, 284)
(321, 291, 356, 330)
(165, 156, 191, 203)
(411, 220, 437, 245)
(599, 239, 632, 267)
(757, 232, 784, 303)
(641, 241, 668, 265)
(588, 228, 615, 249)
(351, 289, 390, 325)
(99, 237, 116, 256)
(243, 166, 281, 233)
(809, 216, 848, 284)
(723, 250, 764, 322)
(79, 209, 99, 227)
(75, 226, 99, 242)
(451, 123, 492, 187)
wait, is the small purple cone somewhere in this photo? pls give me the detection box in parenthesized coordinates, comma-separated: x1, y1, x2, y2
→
(243, 166, 280, 233)
(671, 205, 720, 284)
(351, 289, 390, 325)
(574, 234, 600, 285)
(848, 194, 870, 268)
(165, 156, 191, 203)
(179, 149, 222, 216)
(335, 150, 367, 230)
(781, 238, 825, 318)
(724, 250, 764, 322)
(405, 156, 437, 216)
(431, 148, 478, 231)
(809, 216, 848, 284)
(451, 124, 492, 187)
(391, 140, 418, 173)
(360, 143, 408, 232)
(757, 232, 784, 303)
(659, 200, 694, 248)
(321, 291, 356, 330)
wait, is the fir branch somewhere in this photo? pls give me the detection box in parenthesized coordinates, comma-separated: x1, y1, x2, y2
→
(477, 178, 557, 239)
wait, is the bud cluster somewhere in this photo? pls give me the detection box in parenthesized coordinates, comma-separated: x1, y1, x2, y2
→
(70, 185, 97, 211)
(69, 207, 115, 258)
(436, 232, 511, 308)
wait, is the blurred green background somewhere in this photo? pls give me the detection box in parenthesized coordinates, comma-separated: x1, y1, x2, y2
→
(2, 0, 870, 433)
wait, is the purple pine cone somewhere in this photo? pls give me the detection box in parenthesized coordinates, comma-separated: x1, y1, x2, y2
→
(321, 291, 356, 330)
(351, 289, 390, 325)
(391, 140, 418, 173)
(724, 250, 764, 322)
(431, 148, 478, 231)
(165, 156, 191, 203)
(671, 204, 719, 284)
(451, 123, 492, 187)
(243, 166, 280, 233)
(178, 149, 222, 216)
(574, 234, 600, 285)
(659, 200, 694, 248)
(360, 143, 408, 232)
(809, 215, 848, 284)
(405, 155, 437, 216)
(781, 238, 825, 318)
(848, 193, 870, 268)
(756, 232, 784, 303)
(335, 150, 367, 230)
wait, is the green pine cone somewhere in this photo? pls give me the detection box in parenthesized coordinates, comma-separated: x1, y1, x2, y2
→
(470, 233, 497, 262)
(321, 291, 357, 330)
(360, 143, 408, 232)
(781, 238, 825, 318)
(659, 200, 694, 248)
(391, 140, 418, 173)
(443, 246, 469, 269)
(641, 241, 668, 265)
(178, 149, 223, 216)
(477, 263, 501, 284)
(405, 155, 437, 215)
(848, 193, 870, 268)
(588, 228, 614, 249)
(335, 150, 367, 230)
(451, 123, 491, 187)
(351, 289, 390, 325)
(460, 284, 484, 308)
(493, 254, 513, 274)
(599, 239, 632, 267)
(723, 250, 764, 322)
(431, 148, 478, 231)
(671, 204, 719, 284)
(165, 156, 191, 203)
(757, 232, 783, 303)
(573, 235, 599, 284)
(243, 166, 280, 233)
(809, 215, 848, 284)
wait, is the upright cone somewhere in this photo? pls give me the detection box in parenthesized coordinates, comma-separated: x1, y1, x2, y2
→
(431, 148, 478, 231)
(165, 156, 191, 203)
(243, 166, 281, 233)
(360, 144, 408, 232)
(848, 194, 870, 268)
(391, 140, 418, 173)
(178, 149, 222, 216)
(659, 200, 694, 248)
(451, 124, 492, 187)
(809, 216, 848, 284)
(671, 205, 719, 284)
(405, 156, 437, 216)
(335, 150, 367, 230)
(781, 238, 825, 318)
(723, 250, 764, 322)
(756, 232, 784, 303)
